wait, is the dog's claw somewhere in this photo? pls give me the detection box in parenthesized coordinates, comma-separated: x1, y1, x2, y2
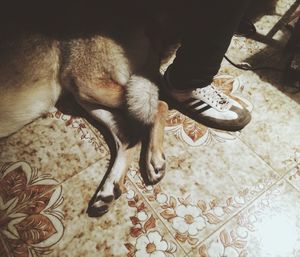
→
(147, 153, 166, 184)
(145, 163, 166, 185)
(154, 162, 166, 174)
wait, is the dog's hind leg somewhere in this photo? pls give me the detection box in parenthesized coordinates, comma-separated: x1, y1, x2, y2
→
(140, 100, 169, 185)
(79, 102, 139, 217)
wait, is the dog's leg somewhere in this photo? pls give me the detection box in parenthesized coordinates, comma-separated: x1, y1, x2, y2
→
(140, 100, 169, 185)
(90, 139, 135, 217)
(79, 101, 139, 217)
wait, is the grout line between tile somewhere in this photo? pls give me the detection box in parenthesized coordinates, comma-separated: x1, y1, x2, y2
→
(56, 116, 111, 185)
(285, 178, 300, 193)
(284, 162, 300, 193)
(30, 159, 104, 209)
(234, 135, 291, 177)
(126, 136, 292, 255)
(55, 157, 105, 188)
(49, 116, 298, 257)
(0, 159, 106, 255)
(14, 158, 109, 223)
(130, 166, 285, 256)
(189, 171, 290, 254)
(82, 118, 110, 153)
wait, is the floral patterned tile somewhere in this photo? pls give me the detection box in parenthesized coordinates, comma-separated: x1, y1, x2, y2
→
(128, 129, 279, 253)
(235, 73, 300, 174)
(0, 106, 109, 182)
(191, 180, 300, 257)
(40, 160, 186, 257)
(0, 161, 64, 257)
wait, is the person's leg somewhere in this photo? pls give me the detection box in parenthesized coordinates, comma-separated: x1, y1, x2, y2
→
(163, 0, 253, 131)
(168, 0, 252, 89)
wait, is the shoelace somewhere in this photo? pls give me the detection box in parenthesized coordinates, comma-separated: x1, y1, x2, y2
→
(193, 85, 231, 111)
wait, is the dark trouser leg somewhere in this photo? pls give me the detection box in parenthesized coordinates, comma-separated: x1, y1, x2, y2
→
(169, 0, 252, 89)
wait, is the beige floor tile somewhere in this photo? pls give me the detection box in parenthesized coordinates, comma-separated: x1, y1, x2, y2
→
(128, 130, 279, 253)
(48, 161, 185, 257)
(223, 0, 300, 174)
(235, 73, 300, 174)
(1, 2, 299, 257)
(1, 160, 186, 257)
(0, 106, 109, 182)
(191, 180, 300, 257)
(219, 0, 300, 175)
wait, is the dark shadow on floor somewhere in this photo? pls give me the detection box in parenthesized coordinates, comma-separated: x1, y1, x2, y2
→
(239, 32, 300, 104)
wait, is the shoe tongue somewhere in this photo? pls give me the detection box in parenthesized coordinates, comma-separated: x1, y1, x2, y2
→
(191, 86, 232, 111)
(216, 92, 229, 105)
(219, 98, 228, 105)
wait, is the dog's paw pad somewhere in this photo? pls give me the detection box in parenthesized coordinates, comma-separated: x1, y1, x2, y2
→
(87, 204, 109, 217)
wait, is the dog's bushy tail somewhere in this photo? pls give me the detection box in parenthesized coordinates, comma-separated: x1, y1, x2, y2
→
(125, 75, 159, 125)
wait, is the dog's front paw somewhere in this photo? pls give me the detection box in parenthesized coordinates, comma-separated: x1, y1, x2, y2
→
(87, 183, 122, 217)
(141, 151, 166, 186)
(139, 100, 168, 186)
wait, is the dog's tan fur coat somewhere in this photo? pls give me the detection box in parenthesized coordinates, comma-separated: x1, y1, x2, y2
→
(0, 0, 277, 216)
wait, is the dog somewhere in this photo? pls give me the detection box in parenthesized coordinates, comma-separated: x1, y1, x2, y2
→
(0, 1, 184, 217)
(1, 0, 276, 217)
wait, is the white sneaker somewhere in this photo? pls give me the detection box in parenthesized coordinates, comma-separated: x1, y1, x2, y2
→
(162, 70, 251, 131)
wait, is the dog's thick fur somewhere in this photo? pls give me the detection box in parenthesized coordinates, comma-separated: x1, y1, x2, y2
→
(1, 4, 164, 135)
(0, 0, 277, 216)
(0, 1, 182, 216)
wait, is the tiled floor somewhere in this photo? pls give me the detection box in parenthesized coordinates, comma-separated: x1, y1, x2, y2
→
(1, 1, 300, 257)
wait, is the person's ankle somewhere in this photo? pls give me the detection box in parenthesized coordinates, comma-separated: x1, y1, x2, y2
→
(165, 66, 185, 90)
(165, 66, 209, 91)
